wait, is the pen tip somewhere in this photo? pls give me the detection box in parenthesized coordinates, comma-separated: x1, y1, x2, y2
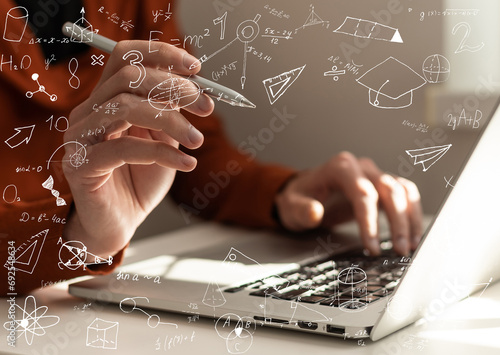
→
(242, 98, 256, 109)
(189, 61, 201, 70)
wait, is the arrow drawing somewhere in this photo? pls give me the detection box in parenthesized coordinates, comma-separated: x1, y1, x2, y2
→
(406, 144, 452, 172)
(4, 125, 35, 148)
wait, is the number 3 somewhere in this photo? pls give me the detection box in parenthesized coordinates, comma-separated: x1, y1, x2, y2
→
(122, 50, 146, 88)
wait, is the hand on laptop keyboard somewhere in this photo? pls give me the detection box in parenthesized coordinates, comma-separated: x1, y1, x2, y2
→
(274, 152, 423, 256)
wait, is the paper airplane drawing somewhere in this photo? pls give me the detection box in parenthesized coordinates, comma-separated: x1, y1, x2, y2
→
(263, 65, 306, 105)
(4, 229, 48, 274)
(334, 16, 403, 43)
(406, 144, 452, 172)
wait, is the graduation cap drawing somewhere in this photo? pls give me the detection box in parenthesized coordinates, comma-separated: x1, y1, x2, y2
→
(406, 144, 452, 172)
(356, 57, 427, 109)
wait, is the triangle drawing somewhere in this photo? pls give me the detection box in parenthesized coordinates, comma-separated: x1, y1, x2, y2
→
(5, 229, 48, 274)
(391, 29, 403, 43)
(263, 65, 306, 105)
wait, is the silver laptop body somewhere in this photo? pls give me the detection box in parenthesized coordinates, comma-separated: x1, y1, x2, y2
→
(70, 99, 500, 341)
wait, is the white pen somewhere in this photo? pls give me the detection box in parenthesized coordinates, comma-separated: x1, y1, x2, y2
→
(61, 21, 256, 109)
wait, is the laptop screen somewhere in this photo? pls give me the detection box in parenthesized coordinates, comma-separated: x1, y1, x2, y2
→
(180, 0, 500, 222)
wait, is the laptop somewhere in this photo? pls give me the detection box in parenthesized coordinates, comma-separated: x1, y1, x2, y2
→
(69, 97, 500, 341)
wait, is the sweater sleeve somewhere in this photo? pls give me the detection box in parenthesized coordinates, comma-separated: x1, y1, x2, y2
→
(0, 0, 132, 296)
(170, 111, 296, 228)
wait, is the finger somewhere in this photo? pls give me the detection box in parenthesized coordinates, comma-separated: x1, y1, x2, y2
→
(88, 67, 214, 118)
(278, 192, 324, 231)
(321, 191, 354, 226)
(360, 159, 411, 255)
(97, 40, 201, 88)
(396, 177, 423, 250)
(64, 136, 197, 185)
(67, 94, 205, 150)
(325, 152, 380, 255)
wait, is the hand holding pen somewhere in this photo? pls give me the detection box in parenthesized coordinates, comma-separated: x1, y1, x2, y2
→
(60, 29, 220, 258)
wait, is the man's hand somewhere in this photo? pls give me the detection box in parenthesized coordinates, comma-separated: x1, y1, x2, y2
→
(62, 41, 214, 258)
(274, 152, 423, 256)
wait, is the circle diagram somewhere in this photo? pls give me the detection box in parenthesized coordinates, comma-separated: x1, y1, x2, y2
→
(422, 54, 450, 83)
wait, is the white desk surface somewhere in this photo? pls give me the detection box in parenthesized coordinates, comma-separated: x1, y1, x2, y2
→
(2, 223, 500, 355)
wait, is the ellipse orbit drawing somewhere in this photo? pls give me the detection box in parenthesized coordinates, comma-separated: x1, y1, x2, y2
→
(147, 75, 201, 118)
(2, 295, 60, 345)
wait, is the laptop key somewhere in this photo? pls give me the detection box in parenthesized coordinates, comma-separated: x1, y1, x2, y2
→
(224, 285, 247, 293)
(249, 288, 271, 297)
(297, 295, 327, 304)
(272, 287, 311, 300)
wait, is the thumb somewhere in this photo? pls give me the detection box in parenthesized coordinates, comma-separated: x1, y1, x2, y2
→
(284, 193, 325, 231)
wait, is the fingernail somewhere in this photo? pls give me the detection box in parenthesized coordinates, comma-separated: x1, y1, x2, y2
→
(368, 239, 381, 256)
(183, 53, 200, 70)
(198, 94, 214, 113)
(188, 124, 203, 145)
(181, 155, 197, 168)
(397, 236, 409, 255)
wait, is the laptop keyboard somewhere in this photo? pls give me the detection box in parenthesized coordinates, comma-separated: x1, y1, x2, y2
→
(224, 244, 410, 310)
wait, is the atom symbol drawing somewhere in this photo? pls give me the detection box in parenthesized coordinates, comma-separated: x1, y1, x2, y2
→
(3, 295, 60, 345)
